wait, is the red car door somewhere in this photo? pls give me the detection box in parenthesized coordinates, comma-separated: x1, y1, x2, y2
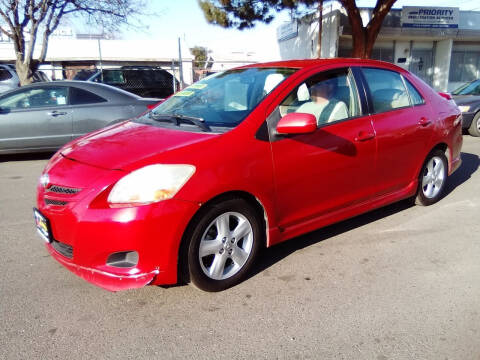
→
(267, 67, 377, 237)
(359, 67, 434, 196)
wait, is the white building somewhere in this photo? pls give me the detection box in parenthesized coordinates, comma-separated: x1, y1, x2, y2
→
(0, 28, 194, 85)
(277, 6, 480, 91)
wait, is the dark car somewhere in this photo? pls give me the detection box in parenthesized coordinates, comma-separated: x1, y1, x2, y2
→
(76, 66, 180, 99)
(0, 81, 159, 154)
(452, 79, 480, 137)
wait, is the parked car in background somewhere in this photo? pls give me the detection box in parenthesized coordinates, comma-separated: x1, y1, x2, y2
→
(452, 79, 480, 137)
(75, 66, 179, 99)
(0, 64, 20, 93)
(0, 64, 51, 94)
(35, 59, 462, 292)
(0, 81, 158, 154)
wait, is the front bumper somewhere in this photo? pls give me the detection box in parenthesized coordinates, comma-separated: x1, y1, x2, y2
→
(36, 155, 200, 291)
(461, 112, 475, 129)
(46, 244, 159, 291)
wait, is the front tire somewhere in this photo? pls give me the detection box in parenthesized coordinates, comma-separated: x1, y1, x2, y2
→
(186, 198, 262, 292)
(468, 112, 480, 137)
(415, 149, 448, 206)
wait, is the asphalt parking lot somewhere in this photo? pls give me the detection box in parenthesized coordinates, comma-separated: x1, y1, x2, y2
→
(1, 136, 479, 360)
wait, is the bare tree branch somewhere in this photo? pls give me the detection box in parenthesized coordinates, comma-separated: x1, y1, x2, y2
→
(0, 0, 146, 84)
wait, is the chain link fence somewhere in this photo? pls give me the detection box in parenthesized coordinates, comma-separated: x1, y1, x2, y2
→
(5, 59, 258, 98)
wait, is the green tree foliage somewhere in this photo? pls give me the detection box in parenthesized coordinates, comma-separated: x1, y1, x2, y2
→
(190, 46, 208, 68)
(198, 0, 397, 59)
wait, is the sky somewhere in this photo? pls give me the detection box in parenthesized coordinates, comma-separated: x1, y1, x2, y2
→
(118, 0, 479, 60)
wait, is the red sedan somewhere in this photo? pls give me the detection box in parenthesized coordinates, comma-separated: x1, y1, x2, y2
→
(34, 59, 463, 292)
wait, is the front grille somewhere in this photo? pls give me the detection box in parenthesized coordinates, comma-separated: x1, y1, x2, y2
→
(47, 185, 82, 195)
(44, 199, 68, 206)
(51, 240, 73, 259)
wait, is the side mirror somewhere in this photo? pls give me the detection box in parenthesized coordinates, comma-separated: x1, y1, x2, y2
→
(276, 112, 317, 135)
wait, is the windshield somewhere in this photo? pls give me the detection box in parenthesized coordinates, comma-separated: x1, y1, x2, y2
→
(135, 67, 297, 133)
(452, 80, 480, 95)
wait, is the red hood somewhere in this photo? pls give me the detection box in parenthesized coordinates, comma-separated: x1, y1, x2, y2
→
(61, 122, 216, 170)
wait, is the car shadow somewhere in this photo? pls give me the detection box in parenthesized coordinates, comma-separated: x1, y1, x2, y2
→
(0, 152, 55, 163)
(248, 199, 414, 280)
(443, 151, 479, 196)
(248, 151, 479, 281)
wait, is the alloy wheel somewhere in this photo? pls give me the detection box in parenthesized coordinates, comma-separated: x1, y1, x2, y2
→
(198, 212, 254, 280)
(421, 156, 445, 199)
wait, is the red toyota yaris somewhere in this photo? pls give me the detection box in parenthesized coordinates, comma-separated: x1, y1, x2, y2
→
(35, 59, 462, 292)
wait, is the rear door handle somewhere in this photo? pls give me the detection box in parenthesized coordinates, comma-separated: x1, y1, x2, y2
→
(418, 117, 431, 127)
(354, 131, 375, 142)
(47, 111, 67, 117)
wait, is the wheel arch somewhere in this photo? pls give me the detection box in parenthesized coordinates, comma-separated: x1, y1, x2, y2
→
(413, 142, 450, 188)
(176, 190, 269, 284)
(429, 142, 451, 173)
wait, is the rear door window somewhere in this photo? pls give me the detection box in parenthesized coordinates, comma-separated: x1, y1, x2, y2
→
(70, 87, 107, 105)
(361, 68, 410, 113)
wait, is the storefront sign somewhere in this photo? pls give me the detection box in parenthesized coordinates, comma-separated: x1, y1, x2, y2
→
(401, 6, 459, 28)
(277, 22, 298, 42)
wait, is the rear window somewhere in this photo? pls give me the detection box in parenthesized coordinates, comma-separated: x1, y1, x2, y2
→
(0, 69, 12, 81)
(95, 70, 125, 85)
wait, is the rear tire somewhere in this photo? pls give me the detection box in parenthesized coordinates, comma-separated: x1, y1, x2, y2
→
(415, 149, 448, 206)
(468, 112, 480, 137)
(186, 198, 262, 292)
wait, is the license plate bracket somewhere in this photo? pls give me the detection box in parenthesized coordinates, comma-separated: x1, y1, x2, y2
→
(33, 208, 52, 243)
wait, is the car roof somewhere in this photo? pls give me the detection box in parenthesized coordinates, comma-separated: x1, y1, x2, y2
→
(10, 80, 141, 101)
(239, 58, 405, 72)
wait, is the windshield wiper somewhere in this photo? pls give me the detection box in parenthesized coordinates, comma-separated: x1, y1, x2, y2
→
(148, 112, 211, 132)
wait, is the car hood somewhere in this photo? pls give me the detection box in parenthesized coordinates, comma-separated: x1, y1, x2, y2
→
(452, 95, 480, 105)
(60, 121, 217, 170)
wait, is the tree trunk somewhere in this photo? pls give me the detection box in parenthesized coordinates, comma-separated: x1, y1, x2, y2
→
(16, 60, 34, 85)
(339, 0, 397, 59)
(350, 30, 367, 58)
(350, 29, 377, 59)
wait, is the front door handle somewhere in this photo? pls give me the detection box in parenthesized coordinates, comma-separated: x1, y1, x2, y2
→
(47, 111, 67, 117)
(418, 117, 431, 127)
(354, 131, 375, 142)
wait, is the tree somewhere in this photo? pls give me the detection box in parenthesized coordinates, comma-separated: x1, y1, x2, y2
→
(190, 45, 208, 68)
(198, 0, 397, 59)
(0, 0, 144, 85)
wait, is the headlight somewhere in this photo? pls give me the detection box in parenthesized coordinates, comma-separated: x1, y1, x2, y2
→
(458, 105, 471, 113)
(108, 164, 195, 204)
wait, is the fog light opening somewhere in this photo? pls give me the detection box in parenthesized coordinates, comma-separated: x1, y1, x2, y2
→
(106, 251, 139, 268)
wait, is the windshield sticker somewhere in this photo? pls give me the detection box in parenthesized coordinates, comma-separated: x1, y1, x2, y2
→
(174, 90, 195, 97)
(189, 83, 208, 90)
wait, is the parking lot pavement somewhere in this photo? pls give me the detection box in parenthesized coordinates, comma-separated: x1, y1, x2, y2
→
(1, 137, 479, 360)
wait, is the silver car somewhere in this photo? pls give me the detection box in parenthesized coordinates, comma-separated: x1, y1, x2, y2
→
(0, 81, 159, 154)
(0, 64, 20, 94)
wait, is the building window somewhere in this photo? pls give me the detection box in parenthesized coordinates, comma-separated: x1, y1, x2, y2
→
(370, 48, 394, 63)
(449, 51, 480, 83)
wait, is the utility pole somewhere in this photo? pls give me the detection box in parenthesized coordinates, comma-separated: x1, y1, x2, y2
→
(317, 0, 324, 58)
(178, 37, 184, 89)
(97, 39, 104, 82)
